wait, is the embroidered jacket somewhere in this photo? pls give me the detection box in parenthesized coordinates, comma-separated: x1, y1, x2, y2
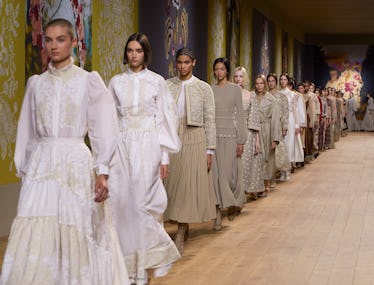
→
(167, 76, 216, 149)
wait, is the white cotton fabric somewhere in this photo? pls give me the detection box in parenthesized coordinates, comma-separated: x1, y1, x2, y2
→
(108, 68, 181, 284)
(0, 59, 130, 285)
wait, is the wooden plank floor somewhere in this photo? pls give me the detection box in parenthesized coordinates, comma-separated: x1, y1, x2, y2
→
(1, 132, 373, 285)
(151, 132, 374, 285)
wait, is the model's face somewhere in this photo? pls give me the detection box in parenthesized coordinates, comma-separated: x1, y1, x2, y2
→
(330, 70, 337, 79)
(322, 89, 328, 97)
(310, 84, 315, 92)
(298, 85, 305, 94)
(255, 78, 265, 93)
(176, 55, 195, 78)
(126, 40, 145, 70)
(304, 83, 310, 92)
(44, 25, 76, 68)
(233, 70, 245, 87)
(214, 62, 227, 82)
(315, 90, 321, 96)
(267, 76, 277, 90)
(280, 75, 288, 88)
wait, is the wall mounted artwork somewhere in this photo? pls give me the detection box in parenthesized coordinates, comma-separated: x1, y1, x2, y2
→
(252, 9, 274, 83)
(26, 0, 92, 78)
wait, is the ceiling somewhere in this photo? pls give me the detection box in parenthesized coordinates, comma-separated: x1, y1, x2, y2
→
(266, 0, 374, 44)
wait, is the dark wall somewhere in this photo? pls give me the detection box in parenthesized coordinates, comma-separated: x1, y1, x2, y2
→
(139, 0, 208, 80)
(252, 9, 275, 83)
(293, 39, 304, 83)
(362, 46, 374, 98)
(303, 45, 330, 87)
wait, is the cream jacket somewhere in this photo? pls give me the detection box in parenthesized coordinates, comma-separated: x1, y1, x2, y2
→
(167, 76, 216, 149)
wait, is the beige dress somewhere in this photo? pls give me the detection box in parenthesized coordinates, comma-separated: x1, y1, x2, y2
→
(271, 90, 290, 171)
(211, 82, 246, 209)
(164, 76, 217, 223)
(256, 92, 282, 180)
(242, 90, 264, 193)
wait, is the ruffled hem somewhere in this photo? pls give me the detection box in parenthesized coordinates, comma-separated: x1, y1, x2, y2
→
(0, 216, 129, 285)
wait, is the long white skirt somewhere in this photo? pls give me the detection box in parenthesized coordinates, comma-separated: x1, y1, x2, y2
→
(109, 130, 180, 284)
(0, 138, 129, 285)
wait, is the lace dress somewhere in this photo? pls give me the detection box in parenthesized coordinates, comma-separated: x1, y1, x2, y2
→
(0, 59, 129, 285)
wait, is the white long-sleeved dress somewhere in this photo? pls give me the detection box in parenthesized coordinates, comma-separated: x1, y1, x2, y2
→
(280, 88, 304, 163)
(0, 60, 129, 285)
(362, 97, 374, 131)
(108, 68, 181, 284)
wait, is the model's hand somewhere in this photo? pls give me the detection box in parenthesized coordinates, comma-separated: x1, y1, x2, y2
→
(254, 133, 261, 155)
(295, 128, 300, 135)
(207, 154, 212, 172)
(236, 144, 244, 158)
(160, 164, 169, 180)
(94, 174, 109, 203)
(282, 130, 288, 137)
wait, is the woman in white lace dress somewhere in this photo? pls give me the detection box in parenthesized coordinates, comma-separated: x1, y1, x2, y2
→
(108, 33, 181, 285)
(0, 19, 129, 285)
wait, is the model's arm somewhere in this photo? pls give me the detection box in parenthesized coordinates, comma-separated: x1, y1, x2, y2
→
(247, 93, 261, 132)
(14, 75, 38, 178)
(158, 78, 181, 165)
(87, 72, 119, 176)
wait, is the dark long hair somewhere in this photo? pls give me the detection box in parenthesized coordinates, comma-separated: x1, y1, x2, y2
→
(213, 57, 230, 79)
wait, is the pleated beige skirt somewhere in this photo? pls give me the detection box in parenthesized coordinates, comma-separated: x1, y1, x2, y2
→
(164, 118, 217, 223)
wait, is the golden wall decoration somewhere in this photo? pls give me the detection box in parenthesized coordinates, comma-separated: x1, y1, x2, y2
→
(239, 0, 252, 89)
(0, 0, 24, 184)
(207, 0, 226, 84)
(92, 0, 138, 84)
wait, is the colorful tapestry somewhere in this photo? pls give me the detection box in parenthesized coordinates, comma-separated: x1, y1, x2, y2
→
(164, 0, 189, 78)
(26, 0, 92, 78)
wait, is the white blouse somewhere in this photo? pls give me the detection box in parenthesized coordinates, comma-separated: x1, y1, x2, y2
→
(14, 58, 119, 177)
(108, 68, 181, 164)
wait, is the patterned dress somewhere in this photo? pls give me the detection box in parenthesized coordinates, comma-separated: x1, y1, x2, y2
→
(255, 92, 282, 180)
(242, 90, 264, 193)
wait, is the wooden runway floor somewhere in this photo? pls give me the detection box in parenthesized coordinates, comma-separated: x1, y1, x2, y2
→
(1, 132, 373, 284)
(152, 132, 374, 285)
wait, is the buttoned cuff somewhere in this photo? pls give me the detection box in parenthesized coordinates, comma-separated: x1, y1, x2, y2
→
(95, 164, 109, 176)
(161, 151, 169, 164)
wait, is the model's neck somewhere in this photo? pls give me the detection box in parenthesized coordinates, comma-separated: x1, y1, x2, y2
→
(217, 78, 227, 86)
(179, 73, 193, 81)
(130, 65, 145, 73)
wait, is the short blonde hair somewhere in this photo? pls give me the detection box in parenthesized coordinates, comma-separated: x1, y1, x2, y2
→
(44, 18, 76, 39)
(232, 66, 249, 87)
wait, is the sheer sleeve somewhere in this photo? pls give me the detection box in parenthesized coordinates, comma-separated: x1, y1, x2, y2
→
(157, 78, 181, 164)
(86, 71, 120, 175)
(14, 75, 38, 178)
(297, 95, 307, 127)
